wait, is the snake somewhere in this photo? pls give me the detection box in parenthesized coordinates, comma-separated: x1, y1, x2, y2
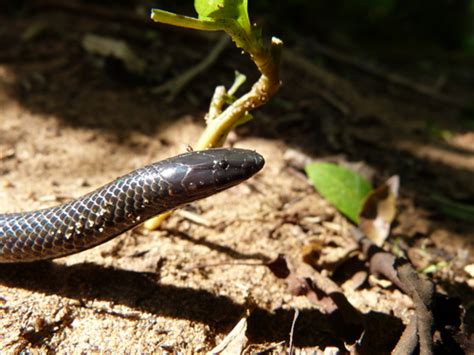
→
(0, 148, 264, 263)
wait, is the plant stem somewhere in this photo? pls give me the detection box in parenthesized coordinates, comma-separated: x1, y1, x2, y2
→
(144, 7, 282, 230)
(151, 9, 221, 31)
(196, 37, 282, 149)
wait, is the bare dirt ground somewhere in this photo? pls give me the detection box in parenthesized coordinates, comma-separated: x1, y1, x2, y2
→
(0, 2, 473, 353)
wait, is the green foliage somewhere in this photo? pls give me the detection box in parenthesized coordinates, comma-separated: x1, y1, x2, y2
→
(151, 0, 262, 54)
(195, 0, 252, 35)
(305, 162, 373, 223)
(147, 0, 281, 229)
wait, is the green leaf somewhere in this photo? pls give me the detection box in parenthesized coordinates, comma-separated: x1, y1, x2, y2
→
(305, 162, 373, 223)
(195, 0, 251, 34)
(152, 1, 262, 54)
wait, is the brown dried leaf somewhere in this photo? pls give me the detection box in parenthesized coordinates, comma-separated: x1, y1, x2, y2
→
(208, 317, 248, 354)
(359, 175, 399, 246)
(82, 34, 146, 74)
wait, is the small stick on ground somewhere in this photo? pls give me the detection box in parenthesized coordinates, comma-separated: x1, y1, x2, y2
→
(351, 227, 435, 354)
(152, 35, 230, 100)
(266, 254, 364, 343)
(397, 263, 434, 355)
(176, 209, 212, 227)
(310, 269, 364, 328)
(392, 315, 418, 355)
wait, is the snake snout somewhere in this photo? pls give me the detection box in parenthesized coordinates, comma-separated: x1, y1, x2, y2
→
(176, 148, 265, 200)
(210, 148, 264, 186)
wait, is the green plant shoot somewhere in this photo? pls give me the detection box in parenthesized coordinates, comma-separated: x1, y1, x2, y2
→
(145, 0, 282, 229)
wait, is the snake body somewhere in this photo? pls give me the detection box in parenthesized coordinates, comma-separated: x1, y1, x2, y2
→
(0, 148, 264, 263)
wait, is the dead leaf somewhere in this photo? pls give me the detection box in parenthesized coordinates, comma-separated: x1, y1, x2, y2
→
(359, 175, 399, 246)
(208, 317, 248, 354)
(82, 34, 146, 74)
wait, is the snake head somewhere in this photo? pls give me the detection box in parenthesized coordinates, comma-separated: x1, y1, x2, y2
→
(157, 148, 265, 204)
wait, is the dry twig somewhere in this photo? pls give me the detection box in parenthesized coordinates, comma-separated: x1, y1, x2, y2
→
(266, 254, 364, 344)
(288, 308, 299, 355)
(351, 227, 439, 354)
(392, 315, 418, 355)
(152, 35, 230, 100)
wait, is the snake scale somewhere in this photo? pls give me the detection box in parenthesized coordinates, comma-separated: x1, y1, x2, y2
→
(0, 148, 264, 263)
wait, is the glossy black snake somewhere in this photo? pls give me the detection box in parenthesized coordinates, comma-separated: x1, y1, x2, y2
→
(0, 148, 264, 263)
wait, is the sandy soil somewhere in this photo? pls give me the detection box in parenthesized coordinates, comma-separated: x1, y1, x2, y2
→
(0, 2, 473, 353)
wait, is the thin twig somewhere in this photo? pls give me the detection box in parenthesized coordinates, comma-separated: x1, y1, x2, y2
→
(288, 308, 299, 355)
(195, 37, 282, 149)
(206, 85, 227, 123)
(351, 228, 405, 290)
(351, 227, 435, 354)
(183, 260, 264, 272)
(310, 268, 364, 328)
(152, 35, 230, 100)
(176, 209, 212, 227)
(397, 263, 434, 355)
(391, 315, 418, 355)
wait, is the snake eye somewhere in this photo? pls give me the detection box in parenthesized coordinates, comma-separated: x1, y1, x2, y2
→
(218, 160, 230, 170)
